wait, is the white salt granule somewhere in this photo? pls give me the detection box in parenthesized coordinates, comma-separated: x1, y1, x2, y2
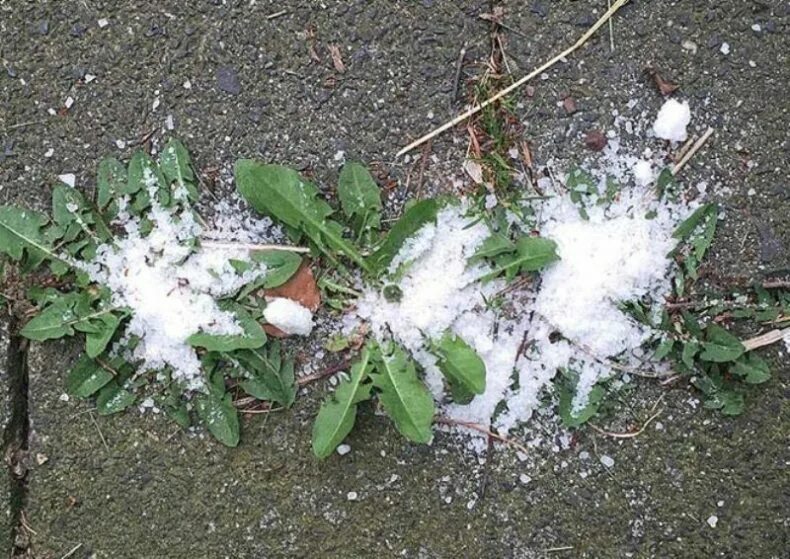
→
(653, 99, 691, 142)
(720, 42, 731, 55)
(58, 173, 76, 187)
(84, 177, 270, 390)
(632, 160, 654, 186)
(707, 515, 718, 528)
(263, 298, 314, 336)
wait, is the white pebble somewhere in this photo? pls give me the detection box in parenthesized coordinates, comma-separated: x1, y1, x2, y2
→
(58, 173, 76, 187)
(183, 79, 192, 89)
(336, 444, 351, 456)
(165, 114, 175, 130)
(97, 18, 109, 28)
(64, 96, 74, 109)
(707, 515, 718, 528)
(84, 73, 96, 83)
(600, 455, 615, 468)
(44, 148, 54, 158)
(346, 491, 358, 501)
(720, 42, 731, 55)
(115, 139, 126, 149)
(751, 23, 761, 32)
(519, 474, 531, 485)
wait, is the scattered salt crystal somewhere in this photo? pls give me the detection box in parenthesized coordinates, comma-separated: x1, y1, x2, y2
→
(751, 23, 761, 32)
(263, 298, 314, 336)
(579, 451, 590, 460)
(747, 188, 756, 196)
(333, 150, 345, 162)
(47, 108, 57, 116)
(707, 515, 718, 528)
(44, 148, 54, 158)
(58, 393, 70, 402)
(519, 474, 531, 485)
(183, 79, 192, 89)
(484, 194, 498, 210)
(84, 73, 96, 83)
(165, 114, 175, 130)
(64, 96, 74, 109)
(717, 500, 724, 507)
(720, 42, 731, 55)
(98, 18, 109, 28)
(346, 491, 358, 501)
(600, 455, 615, 468)
(58, 173, 76, 187)
(152, 97, 160, 111)
(632, 160, 654, 186)
(336, 444, 351, 456)
(653, 99, 691, 142)
(115, 139, 126, 149)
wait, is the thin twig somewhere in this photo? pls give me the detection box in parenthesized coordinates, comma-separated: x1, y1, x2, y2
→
(89, 411, 110, 451)
(396, 0, 630, 156)
(238, 406, 283, 415)
(451, 42, 468, 104)
(544, 547, 574, 554)
(4, 119, 47, 131)
(742, 327, 788, 352)
(607, 0, 615, 51)
(589, 394, 666, 439)
(60, 543, 83, 559)
(672, 127, 714, 175)
(266, 9, 287, 20)
(200, 240, 311, 254)
(436, 416, 530, 455)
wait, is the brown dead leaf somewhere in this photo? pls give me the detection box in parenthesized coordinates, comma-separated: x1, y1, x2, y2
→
(328, 44, 346, 73)
(584, 129, 608, 152)
(645, 66, 680, 96)
(261, 263, 320, 338)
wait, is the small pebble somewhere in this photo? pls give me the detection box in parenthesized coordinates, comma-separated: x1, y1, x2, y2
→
(600, 455, 615, 468)
(519, 474, 531, 485)
(346, 491, 358, 501)
(84, 73, 96, 83)
(720, 42, 731, 55)
(98, 18, 110, 28)
(707, 515, 718, 528)
(336, 444, 351, 456)
(44, 148, 54, 158)
(58, 173, 76, 187)
(64, 96, 74, 109)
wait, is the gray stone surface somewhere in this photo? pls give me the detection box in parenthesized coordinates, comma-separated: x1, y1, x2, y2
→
(0, 1, 788, 558)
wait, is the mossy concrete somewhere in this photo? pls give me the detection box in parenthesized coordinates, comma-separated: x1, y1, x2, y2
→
(1, 1, 788, 558)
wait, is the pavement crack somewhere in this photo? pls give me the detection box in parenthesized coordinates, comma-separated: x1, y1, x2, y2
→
(3, 317, 31, 557)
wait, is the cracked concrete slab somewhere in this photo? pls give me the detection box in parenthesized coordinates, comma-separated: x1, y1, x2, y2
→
(1, 1, 788, 558)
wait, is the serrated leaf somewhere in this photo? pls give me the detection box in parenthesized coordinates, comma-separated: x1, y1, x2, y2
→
(159, 138, 199, 202)
(699, 324, 745, 363)
(20, 294, 117, 342)
(733, 354, 771, 384)
(673, 203, 717, 241)
(83, 312, 123, 358)
(236, 343, 297, 407)
(186, 307, 266, 352)
(559, 384, 604, 428)
(431, 332, 486, 403)
(480, 236, 559, 281)
(370, 342, 434, 443)
(337, 161, 382, 234)
(469, 232, 515, 264)
(653, 338, 674, 360)
(235, 160, 371, 273)
(0, 205, 58, 264)
(251, 250, 302, 288)
(655, 168, 676, 199)
(681, 340, 700, 369)
(97, 157, 127, 209)
(367, 199, 439, 275)
(96, 381, 136, 415)
(126, 150, 169, 206)
(51, 185, 88, 226)
(196, 376, 240, 447)
(66, 355, 114, 397)
(312, 348, 373, 458)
